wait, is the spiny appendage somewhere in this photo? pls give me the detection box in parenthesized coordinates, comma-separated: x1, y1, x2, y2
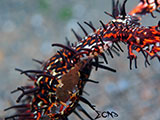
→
(70, 0, 137, 69)
(129, 0, 160, 17)
(105, 0, 160, 69)
(122, 21, 160, 69)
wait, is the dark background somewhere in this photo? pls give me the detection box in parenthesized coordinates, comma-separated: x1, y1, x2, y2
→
(0, 0, 160, 120)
